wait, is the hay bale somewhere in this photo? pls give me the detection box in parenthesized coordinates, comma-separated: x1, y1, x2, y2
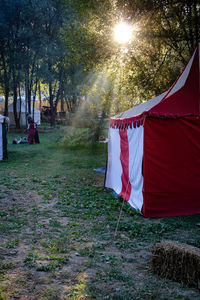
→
(150, 240, 200, 289)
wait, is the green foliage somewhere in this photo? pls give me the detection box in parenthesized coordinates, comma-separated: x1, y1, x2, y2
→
(116, 222, 174, 241)
(36, 254, 69, 272)
(58, 124, 106, 148)
(0, 0, 87, 123)
(24, 251, 37, 267)
(98, 268, 131, 282)
(71, 0, 200, 114)
(1, 0, 199, 124)
(5, 240, 19, 249)
(58, 126, 94, 148)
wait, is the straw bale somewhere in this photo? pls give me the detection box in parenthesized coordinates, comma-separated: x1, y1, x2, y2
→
(150, 240, 200, 289)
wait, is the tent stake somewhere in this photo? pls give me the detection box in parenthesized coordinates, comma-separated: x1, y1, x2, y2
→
(114, 197, 125, 238)
(113, 131, 143, 238)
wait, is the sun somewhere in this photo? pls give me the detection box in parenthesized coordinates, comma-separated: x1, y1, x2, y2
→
(114, 22, 132, 44)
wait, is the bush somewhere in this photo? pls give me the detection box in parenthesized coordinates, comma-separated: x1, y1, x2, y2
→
(58, 126, 96, 148)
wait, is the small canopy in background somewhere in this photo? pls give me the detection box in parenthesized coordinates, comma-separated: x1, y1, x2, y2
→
(7, 99, 40, 126)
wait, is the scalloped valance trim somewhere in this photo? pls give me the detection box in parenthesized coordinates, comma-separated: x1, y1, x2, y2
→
(110, 113, 200, 129)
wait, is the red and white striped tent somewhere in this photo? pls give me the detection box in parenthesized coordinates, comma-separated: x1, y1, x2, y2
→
(105, 43, 200, 217)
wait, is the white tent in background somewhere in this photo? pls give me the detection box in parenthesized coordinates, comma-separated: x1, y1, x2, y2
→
(7, 99, 40, 126)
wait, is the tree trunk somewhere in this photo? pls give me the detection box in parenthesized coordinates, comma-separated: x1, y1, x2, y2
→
(38, 82, 42, 111)
(49, 81, 56, 127)
(32, 79, 38, 122)
(25, 66, 31, 114)
(4, 88, 9, 117)
(13, 82, 20, 129)
(25, 60, 35, 115)
(0, 48, 10, 117)
(18, 85, 22, 126)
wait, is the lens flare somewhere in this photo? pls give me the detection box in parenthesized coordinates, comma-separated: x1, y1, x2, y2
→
(114, 22, 132, 44)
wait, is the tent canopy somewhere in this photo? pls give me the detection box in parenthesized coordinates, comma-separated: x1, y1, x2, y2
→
(7, 100, 40, 125)
(106, 43, 200, 218)
(8, 100, 40, 114)
(0, 115, 9, 124)
(110, 43, 200, 128)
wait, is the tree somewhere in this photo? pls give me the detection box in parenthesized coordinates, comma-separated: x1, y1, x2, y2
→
(70, 0, 200, 114)
(0, 0, 76, 127)
(0, 0, 199, 128)
(0, 0, 48, 126)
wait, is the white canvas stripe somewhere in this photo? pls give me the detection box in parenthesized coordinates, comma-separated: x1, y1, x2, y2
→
(166, 49, 196, 98)
(0, 115, 5, 123)
(114, 91, 167, 119)
(105, 128, 122, 194)
(127, 126, 144, 212)
(0, 124, 3, 160)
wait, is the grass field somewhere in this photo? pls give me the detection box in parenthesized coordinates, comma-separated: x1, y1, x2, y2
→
(0, 127, 200, 299)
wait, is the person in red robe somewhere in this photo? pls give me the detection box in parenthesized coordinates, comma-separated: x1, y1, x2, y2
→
(28, 120, 35, 144)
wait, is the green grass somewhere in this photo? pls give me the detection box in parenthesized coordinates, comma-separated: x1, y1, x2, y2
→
(0, 127, 199, 299)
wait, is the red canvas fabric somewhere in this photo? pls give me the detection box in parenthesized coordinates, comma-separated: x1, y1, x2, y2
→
(109, 45, 200, 131)
(149, 47, 200, 116)
(119, 129, 131, 201)
(143, 117, 200, 217)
